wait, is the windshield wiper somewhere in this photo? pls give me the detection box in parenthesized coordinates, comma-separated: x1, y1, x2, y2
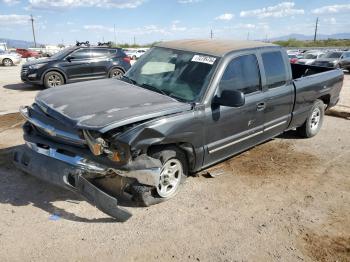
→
(121, 75, 136, 85)
(139, 83, 168, 97)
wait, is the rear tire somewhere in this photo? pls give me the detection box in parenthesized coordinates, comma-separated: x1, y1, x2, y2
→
(130, 146, 188, 206)
(297, 99, 324, 138)
(2, 58, 13, 66)
(43, 71, 64, 88)
(109, 68, 124, 79)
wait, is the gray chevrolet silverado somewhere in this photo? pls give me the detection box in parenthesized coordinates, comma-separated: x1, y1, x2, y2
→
(14, 40, 344, 221)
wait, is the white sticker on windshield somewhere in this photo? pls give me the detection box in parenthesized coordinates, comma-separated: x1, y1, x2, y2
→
(191, 55, 216, 65)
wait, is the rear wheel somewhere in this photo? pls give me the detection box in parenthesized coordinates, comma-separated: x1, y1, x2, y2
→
(130, 146, 188, 206)
(44, 71, 64, 88)
(2, 58, 13, 66)
(297, 99, 324, 138)
(109, 68, 124, 79)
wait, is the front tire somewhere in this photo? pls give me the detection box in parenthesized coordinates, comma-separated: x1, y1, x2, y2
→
(44, 71, 64, 88)
(297, 99, 325, 138)
(130, 146, 188, 206)
(2, 58, 13, 66)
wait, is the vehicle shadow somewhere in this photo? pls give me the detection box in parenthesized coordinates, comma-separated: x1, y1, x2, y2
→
(277, 130, 304, 140)
(3, 83, 42, 91)
(0, 145, 119, 223)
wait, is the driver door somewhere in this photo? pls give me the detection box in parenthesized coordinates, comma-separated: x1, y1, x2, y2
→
(61, 48, 93, 81)
(204, 53, 266, 166)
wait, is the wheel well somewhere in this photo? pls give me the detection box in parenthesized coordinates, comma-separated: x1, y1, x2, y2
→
(147, 143, 196, 171)
(43, 70, 66, 83)
(318, 94, 330, 108)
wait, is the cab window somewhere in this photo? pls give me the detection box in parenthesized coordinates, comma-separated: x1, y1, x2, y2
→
(219, 54, 261, 94)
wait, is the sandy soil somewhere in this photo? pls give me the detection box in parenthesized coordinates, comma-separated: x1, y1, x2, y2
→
(0, 74, 349, 261)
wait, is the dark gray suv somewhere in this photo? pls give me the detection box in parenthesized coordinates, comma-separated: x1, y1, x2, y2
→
(21, 46, 131, 88)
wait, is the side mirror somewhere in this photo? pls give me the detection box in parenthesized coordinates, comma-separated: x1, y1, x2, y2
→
(66, 56, 74, 62)
(213, 90, 245, 107)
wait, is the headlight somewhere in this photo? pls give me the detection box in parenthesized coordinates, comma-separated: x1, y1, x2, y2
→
(29, 63, 46, 70)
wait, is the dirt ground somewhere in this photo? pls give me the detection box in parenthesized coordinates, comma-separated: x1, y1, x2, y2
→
(0, 68, 349, 261)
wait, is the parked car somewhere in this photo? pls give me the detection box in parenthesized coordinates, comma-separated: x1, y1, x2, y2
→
(338, 51, 350, 71)
(297, 52, 325, 65)
(125, 49, 147, 60)
(311, 51, 349, 69)
(21, 45, 131, 88)
(16, 48, 41, 58)
(0, 50, 21, 66)
(288, 54, 298, 63)
(14, 39, 343, 220)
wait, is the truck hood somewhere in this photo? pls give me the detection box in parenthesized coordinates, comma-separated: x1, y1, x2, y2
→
(35, 78, 192, 133)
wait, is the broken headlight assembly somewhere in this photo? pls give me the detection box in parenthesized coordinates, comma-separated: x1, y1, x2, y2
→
(83, 129, 129, 163)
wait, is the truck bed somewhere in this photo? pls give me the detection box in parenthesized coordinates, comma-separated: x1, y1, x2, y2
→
(289, 63, 344, 129)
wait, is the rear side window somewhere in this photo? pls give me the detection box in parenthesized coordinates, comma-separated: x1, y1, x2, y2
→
(261, 51, 287, 89)
(90, 48, 110, 58)
(219, 54, 261, 94)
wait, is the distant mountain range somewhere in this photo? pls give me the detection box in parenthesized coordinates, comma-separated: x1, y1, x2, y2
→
(269, 33, 350, 41)
(0, 38, 41, 48)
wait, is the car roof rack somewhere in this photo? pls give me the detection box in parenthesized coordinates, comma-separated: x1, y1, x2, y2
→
(76, 41, 90, 47)
(97, 41, 113, 47)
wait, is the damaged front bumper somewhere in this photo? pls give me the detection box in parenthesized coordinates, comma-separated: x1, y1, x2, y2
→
(13, 141, 162, 221)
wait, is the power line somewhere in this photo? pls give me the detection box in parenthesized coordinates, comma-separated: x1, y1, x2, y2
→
(30, 14, 37, 48)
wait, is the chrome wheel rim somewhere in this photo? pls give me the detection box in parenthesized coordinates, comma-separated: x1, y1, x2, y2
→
(111, 70, 123, 79)
(48, 74, 62, 87)
(310, 108, 321, 130)
(3, 59, 12, 66)
(157, 159, 183, 198)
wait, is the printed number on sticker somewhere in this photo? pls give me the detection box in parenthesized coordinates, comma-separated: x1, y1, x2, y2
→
(191, 55, 216, 65)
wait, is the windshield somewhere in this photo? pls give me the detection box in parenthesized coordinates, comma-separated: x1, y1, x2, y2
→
(123, 47, 218, 102)
(304, 54, 317, 59)
(49, 47, 75, 59)
(323, 52, 342, 59)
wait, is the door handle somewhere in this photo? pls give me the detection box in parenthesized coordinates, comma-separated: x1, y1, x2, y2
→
(256, 102, 266, 111)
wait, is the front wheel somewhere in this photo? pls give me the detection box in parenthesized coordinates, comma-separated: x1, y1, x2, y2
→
(130, 146, 188, 206)
(2, 58, 13, 66)
(297, 99, 325, 138)
(44, 71, 64, 88)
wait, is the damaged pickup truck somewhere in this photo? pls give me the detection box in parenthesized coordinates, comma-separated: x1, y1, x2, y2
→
(14, 40, 344, 221)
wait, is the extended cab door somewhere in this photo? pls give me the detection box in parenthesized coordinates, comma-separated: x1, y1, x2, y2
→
(258, 49, 294, 137)
(203, 53, 266, 166)
(61, 48, 93, 81)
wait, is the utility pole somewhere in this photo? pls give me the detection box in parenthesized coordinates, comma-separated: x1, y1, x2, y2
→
(247, 32, 250, 40)
(30, 14, 37, 48)
(210, 29, 213, 39)
(313, 17, 319, 42)
(114, 24, 117, 46)
(133, 36, 136, 45)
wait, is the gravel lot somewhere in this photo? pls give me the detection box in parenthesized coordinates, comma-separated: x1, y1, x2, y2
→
(0, 63, 349, 261)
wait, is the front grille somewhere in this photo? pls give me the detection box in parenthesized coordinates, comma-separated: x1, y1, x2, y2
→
(21, 66, 29, 75)
(21, 105, 86, 147)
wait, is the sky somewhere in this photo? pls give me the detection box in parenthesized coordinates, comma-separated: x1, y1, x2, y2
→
(0, 0, 350, 45)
